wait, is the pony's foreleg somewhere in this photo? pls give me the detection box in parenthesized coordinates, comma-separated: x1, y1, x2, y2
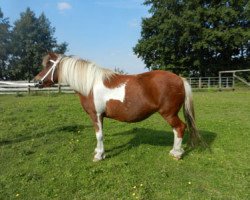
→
(92, 114, 105, 162)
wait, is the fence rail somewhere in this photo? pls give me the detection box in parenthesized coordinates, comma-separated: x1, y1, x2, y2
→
(0, 81, 73, 94)
(187, 77, 234, 89)
(0, 77, 236, 94)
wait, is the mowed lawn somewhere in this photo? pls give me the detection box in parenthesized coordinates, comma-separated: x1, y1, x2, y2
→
(0, 90, 249, 200)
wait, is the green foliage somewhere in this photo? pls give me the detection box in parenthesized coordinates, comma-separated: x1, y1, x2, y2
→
(114, 67, 128, 74)
(0, 8, 11, 79)
(134, 0, 250, 76)
(0, 91, 249, 199)
(0, 7, 68, 81)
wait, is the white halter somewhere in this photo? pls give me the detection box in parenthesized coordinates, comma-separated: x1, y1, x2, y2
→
(40, 56, 62, 83)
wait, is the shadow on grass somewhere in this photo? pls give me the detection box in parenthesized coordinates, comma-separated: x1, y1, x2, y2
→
(1, 125, 217, 159)
(106, 128, 217, 158)
(0, 124, 92, 146)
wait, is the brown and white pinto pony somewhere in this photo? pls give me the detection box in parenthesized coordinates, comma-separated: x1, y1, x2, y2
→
(34, 53, 203, 161)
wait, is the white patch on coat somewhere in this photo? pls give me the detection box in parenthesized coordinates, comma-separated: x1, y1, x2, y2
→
(93, 81, 126, 114)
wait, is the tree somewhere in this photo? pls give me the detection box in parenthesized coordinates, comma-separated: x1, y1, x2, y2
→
(8, 8, 68, 81)
(0, 8, 11, 80)
(134, 0, 250, 76)
(114, 67, 127, 74)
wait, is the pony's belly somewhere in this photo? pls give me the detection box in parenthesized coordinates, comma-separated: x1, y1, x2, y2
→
(105, 99, 157, 122)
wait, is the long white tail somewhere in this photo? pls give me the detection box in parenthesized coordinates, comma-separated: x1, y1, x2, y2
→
(182, 78, 205, 147)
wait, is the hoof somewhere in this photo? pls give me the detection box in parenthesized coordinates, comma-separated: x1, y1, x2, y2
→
(93, 153, 105, 162)
(93, 157, 102, 162)
(171, 154, 182, 160)
(169, 149, 184, 160)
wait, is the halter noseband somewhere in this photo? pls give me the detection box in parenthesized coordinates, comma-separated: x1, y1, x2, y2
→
(40, 56, 62, 83)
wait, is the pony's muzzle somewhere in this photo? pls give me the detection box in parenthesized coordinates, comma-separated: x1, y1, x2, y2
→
(34, 80, 43, 88)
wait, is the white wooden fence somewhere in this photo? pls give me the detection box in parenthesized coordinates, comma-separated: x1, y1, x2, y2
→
(0, 77, 235, 94)
(0, 81, 73, 94)
(187, 77, 234, 89)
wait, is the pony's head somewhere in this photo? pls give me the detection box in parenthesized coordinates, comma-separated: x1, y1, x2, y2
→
(34, 52, 62, 88)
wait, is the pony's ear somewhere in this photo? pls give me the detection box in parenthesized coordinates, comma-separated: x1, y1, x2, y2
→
(48, 52, 58, 60)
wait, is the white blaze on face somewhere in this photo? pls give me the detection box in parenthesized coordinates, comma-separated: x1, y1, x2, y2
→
(93, 81, 126, 114)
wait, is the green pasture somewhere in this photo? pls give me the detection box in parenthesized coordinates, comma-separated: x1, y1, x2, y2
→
(0, 91, 249, 200)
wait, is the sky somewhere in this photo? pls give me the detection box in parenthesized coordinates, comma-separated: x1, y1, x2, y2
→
(0, 0, 150, 74)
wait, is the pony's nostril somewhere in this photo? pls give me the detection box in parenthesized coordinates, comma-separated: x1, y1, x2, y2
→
(34, 80, 43, 87)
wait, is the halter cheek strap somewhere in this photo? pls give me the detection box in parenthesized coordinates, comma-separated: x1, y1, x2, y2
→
(40, 57, 62, 83)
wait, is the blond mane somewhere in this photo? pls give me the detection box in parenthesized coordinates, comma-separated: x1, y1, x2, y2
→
(58, 56, 115, 96)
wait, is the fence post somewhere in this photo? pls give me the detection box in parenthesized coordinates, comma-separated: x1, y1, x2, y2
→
(27, 85, 31, 94)
(219, 72, 222, 90)
(198, 77, 202, 88)
(58, 84, 61, 94)
(232, 73, 235, 90)
(208, 77, 210, 88)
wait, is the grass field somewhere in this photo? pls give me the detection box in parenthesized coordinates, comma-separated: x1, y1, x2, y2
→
(0, 90, 249, 200)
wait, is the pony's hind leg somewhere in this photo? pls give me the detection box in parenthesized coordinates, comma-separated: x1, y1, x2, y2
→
(170, 127, 185, 159)
(161, 114, 186, 159)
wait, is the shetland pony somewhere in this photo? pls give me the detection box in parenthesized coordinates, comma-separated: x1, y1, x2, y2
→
(34, 53, 203, 161)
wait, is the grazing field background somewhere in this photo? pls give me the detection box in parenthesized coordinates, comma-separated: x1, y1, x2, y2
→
(0, 90, 249, 200)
